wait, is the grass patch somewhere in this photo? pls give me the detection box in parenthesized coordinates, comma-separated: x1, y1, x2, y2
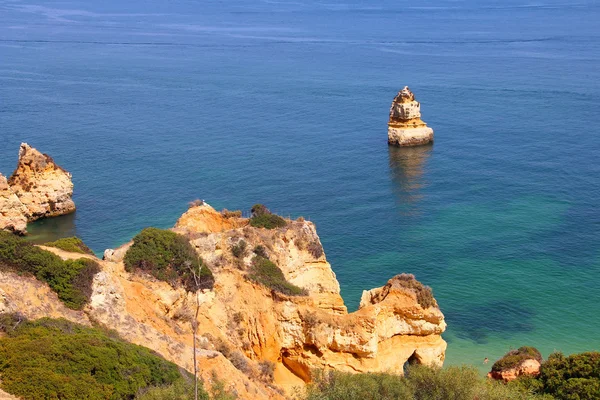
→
(0, 316, 186, 400)
(44, 236, 94, 255)
(306, 365, 543, 400)
(492, 346, 543, 372)
(248, 256, 306, 296)
(0, 231, 99, 310)
(124, 228, 214, 291)
(249, 204, 287, 229)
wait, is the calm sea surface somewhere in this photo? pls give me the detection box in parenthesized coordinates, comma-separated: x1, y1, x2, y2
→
(1, 0, 599, 370)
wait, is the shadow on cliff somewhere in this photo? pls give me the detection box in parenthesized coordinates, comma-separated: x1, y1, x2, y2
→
(388, 145, 432, 215)
(445, 300, 535, 344)
(25, 212, 78, 245)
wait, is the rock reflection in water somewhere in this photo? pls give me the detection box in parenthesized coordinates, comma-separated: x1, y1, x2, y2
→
(388, 145, 432, 215)
(25, 211, 78, 245)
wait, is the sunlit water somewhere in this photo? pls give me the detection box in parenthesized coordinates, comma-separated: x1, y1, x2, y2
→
(1, 0, 599, 371)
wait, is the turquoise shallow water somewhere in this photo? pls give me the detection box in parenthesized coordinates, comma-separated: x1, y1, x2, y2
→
(1, 0, 600, 371)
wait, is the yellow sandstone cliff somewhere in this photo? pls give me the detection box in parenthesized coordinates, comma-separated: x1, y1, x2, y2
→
(0, 204, 446, 399)
(0, 143, 75, 234)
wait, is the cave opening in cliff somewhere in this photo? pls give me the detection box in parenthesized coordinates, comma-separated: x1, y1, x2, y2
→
(404, 351, 423, 374)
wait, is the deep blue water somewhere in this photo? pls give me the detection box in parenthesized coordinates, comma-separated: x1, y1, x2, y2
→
(1, 0, 600, 369)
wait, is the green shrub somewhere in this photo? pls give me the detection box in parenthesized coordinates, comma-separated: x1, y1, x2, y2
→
(253, 245, 268, 259)
(249, 204, 287, 229)
(394, 273, 437, 309)
(0, 317, 185, 400)
(124, 228, 214, 291)
(248, 256, 306, 296)
(136, 379, 209, 400)
(533, 351, 600, 399)
(0, 231, 99, 310)
(305, 365, 543, 400)
(44, 236, 94, 255)
(492, 346, 543, 372)
(231, 240, 247, 259)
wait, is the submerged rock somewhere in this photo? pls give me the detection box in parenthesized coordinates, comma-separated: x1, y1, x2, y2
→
(388, 86, 434, 146)
(7, 143, 75, 221)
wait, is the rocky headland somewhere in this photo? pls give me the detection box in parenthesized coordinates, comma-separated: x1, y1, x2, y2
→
(388, 86, 434, 147)
(0, 143, 75, 234)
(0, 203, 447, 399)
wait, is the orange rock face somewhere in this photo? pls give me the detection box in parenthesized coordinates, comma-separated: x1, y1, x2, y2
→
(487, 359, 541, 382)
(7, 143, 75, 221)
(0, 174, 28, 234)
(0, 204, 447, 399)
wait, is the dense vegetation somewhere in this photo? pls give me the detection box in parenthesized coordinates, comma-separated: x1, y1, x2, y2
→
(513, 351, 600, 400)
(44, 236, 94, 255)
(0, 316, 188, 400)
(492, 346, 543, 372)
(248, 256, 306, 296)
(305, 365, 543, 400)
(0, 231, 99, 309)
(395, 273, 436, 309)
(124, 228, 214, 291)
(249, 204, 287, 229)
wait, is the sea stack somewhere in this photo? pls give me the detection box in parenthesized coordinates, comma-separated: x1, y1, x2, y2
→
(0, 143, 75, 234)
(388, 86, 434, 146)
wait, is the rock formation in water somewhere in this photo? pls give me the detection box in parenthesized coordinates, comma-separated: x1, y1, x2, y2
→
(0, 144, 75, 233)
(0, 174, 28, 235)
(388, 86, 434, 146)
(0, 203, 447, 398)
(487, 347, 542, 383)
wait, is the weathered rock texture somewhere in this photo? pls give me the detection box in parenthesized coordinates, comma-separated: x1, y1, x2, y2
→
(8, 143, 75, 221)
(0, 204, 447, 399)
(0, 174, 28, 235)
(388, 86, 434, 146)
(487, 359, 541, 382)
(0, 144, 75, 234)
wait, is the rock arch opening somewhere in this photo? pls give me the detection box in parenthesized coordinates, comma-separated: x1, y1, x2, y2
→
(403, 351, 423, 374)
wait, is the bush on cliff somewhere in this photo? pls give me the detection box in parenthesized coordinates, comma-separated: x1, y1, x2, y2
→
(512, 351, 600, 399)
(248, 256, 306, 296)
(0, 231, 99, 310)
(492, 346, 543, 372)
(249, 204, 287, 229)
(44, 236, 94, 255)
(305, 365, 543, 400)
(124, 227, 214, 291)
(0, 316, 188, 400)
(395, 273, 437, 309)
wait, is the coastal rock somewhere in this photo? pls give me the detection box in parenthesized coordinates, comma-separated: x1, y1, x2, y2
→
(7, 143, 75, 221)
(487, 358, 541, 382)
(0, 203, 447, 399)
(388, 86, 434, 146)
(0, 174, 28, 235)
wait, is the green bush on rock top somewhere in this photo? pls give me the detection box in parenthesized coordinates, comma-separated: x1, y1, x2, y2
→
(249, 204, 287, 229)
(492, 346, 543, 372)
(124, 228, 214, 291)
(0, 231, 99, 310)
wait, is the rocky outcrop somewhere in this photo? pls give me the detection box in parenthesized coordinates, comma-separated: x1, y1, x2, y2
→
(0, 174, 28, 235)
(487, 359, 541, 382)
(0, 143, 75, 234)
(7, 143, 75, 222)
(388, 86, 434, 146)
(0, 203, 447, 399)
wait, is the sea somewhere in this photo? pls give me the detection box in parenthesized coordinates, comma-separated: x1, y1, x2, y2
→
(1, 0, 599, 371)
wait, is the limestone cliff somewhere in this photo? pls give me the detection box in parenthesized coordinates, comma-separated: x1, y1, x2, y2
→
(7, 143, 75, 221)
(388, 86, 434, 146)
(0, 204, 447, 399)
(0, 174, 28, 235)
